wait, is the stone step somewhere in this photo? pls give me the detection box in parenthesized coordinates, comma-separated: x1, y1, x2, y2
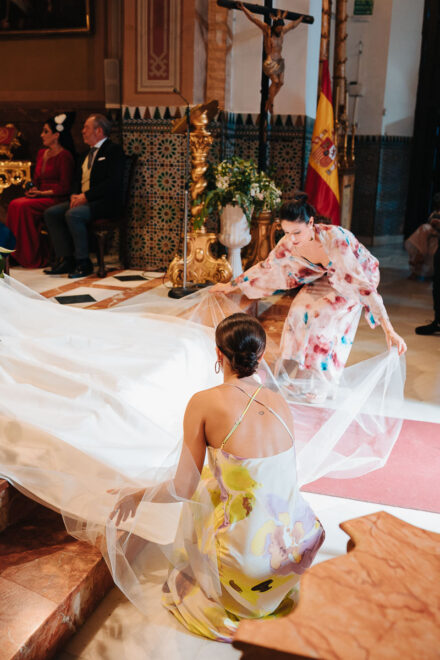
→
(0, 506, 113, 660)
(0, 479, 38, 534)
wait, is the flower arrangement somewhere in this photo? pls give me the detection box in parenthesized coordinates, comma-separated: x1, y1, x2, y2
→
(196, 157, 282, 230)
(251, 170, 283, 217)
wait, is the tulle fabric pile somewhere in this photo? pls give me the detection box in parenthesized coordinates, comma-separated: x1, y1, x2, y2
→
(0, 274, 405, 618)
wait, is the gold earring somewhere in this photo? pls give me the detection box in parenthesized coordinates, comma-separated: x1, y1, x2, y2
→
(215, 360, 221, 374)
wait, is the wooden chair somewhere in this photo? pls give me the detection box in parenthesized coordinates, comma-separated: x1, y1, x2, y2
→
(92, 154, 137, 278)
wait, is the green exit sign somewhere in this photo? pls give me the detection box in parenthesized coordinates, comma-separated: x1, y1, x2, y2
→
(354, 0, 374, 15)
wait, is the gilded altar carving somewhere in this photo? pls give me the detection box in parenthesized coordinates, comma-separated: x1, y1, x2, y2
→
(0, 161, 31, 195)
(242, 211, 273, 269)
(167, 229, 232, 285)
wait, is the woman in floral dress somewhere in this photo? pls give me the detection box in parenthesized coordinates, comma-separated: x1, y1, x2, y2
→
(212, 193, 406, 399)
(110, 313, 324, 642)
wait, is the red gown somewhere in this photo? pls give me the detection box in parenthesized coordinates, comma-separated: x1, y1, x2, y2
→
(6, 148, 74, 268)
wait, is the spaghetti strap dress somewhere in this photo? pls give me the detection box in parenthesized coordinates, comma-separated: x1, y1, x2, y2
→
(163, 385, 325, 641)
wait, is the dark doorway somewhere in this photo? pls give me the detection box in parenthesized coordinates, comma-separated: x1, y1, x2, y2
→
(405, 0, 440, 236)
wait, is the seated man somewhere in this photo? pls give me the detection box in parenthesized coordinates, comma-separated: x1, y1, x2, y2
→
(44, 113, 124, 278)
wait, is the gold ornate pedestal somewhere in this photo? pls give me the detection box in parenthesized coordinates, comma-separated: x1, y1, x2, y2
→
(168, 100, 233, 286)
(242, 211, 274, 269)
(168, 228, 232, 285)
(0, 161, 31, 194)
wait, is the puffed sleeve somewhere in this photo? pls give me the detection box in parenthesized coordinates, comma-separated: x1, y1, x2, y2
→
(231, 235, 304, 299)
(51, 150, 75, 196)
(325, 227, 389, 328)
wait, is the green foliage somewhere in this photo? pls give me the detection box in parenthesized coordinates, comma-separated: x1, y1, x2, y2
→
(196, 157, 282, 229)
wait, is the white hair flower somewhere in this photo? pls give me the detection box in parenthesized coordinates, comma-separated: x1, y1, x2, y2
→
(54, 113, 66, 132)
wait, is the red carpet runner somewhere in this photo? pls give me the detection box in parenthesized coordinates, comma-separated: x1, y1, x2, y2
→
(302, 419, 440, 513)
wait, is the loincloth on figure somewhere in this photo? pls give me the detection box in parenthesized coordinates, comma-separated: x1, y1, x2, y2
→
(263, 56, 285, 78)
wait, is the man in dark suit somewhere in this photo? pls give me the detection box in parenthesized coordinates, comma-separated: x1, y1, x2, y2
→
(44, 113, 124, 278)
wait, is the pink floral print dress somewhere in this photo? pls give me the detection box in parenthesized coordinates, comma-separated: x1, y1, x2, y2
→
(232, 225, 389, 387)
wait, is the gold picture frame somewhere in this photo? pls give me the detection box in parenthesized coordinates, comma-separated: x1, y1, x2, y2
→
(0, 0, 92, 37)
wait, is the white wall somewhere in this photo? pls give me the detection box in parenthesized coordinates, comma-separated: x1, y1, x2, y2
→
(382, 0, 424, 136)
(342, 0, 423, 136)
(305, 0, 322, 118)
(228, 0, 321, 117)
(344, 0, 394, 135)
(226, 0, 424, 134)
(193, 0, 208, 104)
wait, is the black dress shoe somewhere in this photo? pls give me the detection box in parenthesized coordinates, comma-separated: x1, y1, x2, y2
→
(415, 320, 440, 335)
(68, 258, 94, 279)
(44, 257, 75, 275)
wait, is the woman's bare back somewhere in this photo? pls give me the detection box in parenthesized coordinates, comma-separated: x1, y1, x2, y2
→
(200, 380, 294, 458)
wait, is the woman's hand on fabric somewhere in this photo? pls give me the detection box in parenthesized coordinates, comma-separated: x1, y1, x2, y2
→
(108, 488, 144, 526)
(210, 281, 235, 294)
(384, 327, 407, 355)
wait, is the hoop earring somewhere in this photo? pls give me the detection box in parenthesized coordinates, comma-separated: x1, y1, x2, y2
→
(215, 360, 221, 374)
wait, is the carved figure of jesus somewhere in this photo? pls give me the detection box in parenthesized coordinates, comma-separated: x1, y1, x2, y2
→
(238, 2, 304, 114)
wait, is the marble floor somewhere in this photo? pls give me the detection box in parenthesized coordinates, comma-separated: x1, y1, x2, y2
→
(8, 245, 440, 660)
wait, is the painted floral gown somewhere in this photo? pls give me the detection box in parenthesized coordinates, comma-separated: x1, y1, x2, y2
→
(231, 224, 389, 388)
(163, 385, 324, 642)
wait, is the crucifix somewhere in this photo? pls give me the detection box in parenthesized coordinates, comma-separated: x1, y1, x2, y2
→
(217, 1, 314, 171)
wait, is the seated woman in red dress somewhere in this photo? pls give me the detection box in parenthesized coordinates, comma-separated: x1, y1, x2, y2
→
(6, 113, 75, 268)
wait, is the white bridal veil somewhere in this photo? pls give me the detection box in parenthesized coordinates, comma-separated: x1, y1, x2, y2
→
(0, 274, 405, 614)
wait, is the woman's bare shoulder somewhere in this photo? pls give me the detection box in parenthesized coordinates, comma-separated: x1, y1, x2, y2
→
(186, 385, 225, 408)
(260, 386, 293, 423)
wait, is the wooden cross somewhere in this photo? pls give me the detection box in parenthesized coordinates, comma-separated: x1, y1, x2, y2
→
(217, 1, 314, 171)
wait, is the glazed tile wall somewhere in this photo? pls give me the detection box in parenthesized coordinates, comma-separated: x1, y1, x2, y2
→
(122, 110, 305, 269)
(375, 138, 412, 236)
(351, 136, 412, 242)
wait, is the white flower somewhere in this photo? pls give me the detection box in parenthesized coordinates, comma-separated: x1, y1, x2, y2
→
(216, 175, 230, 190)
(54, 113, 66, 132)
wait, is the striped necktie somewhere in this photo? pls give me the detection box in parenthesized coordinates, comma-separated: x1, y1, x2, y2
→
(87, 147, 97, 169)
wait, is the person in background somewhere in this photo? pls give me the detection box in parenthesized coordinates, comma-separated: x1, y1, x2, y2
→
(43, 113, 124, 278)
(5, 112, 75, 268)
(405, 192, 440, 279)
(415, 203, 440, 336)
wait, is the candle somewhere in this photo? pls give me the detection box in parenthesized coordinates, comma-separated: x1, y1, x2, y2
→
(353, 96, 359, 127)
(334, 85, 340, 117)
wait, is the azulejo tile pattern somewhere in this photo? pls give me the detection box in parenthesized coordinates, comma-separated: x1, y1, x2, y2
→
(122, 109, 306, 270)
(351, 135, 412, 242)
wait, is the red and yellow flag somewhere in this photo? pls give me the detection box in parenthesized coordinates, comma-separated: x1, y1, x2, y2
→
(305, 60, 340, 225)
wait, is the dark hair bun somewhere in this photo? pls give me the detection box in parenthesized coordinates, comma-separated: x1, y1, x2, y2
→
(231, 350, 260, 378)
(215, 313, 266, 378)
(293, 191, 309, 204)
(279, 191, 316, 225)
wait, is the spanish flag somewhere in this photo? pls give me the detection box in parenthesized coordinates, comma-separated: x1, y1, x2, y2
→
(305, 60, 340, 225)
